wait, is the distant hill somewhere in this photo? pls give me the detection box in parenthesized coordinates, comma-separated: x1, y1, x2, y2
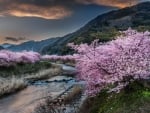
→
(8, 37, 61, 52)
(41, 2, 150, 55)
(0, 46, 3, 50)
(1, 43, 14, 49)
(7, 2, 150, 55)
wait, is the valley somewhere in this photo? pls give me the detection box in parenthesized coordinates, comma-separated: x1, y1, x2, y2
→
(0, 2, 150, 113)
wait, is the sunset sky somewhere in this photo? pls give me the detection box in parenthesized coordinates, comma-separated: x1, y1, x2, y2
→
(0, 0, 148, 44)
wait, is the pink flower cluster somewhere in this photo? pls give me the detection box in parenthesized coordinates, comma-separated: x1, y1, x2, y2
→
(0, 50, 41, 66)
(69, 28, 150, 96)
(0, 50, 75, 67)
(41, 54, 75, 61)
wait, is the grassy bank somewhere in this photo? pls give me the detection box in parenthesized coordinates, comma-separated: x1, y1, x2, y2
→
(25, 64, 62, 81)
(33, 86, 82, 113)
(80, 81, 150, 113)
(0, 77, 27, 97)
(0, 62, 63, 97)
(0, 61, 52, 77)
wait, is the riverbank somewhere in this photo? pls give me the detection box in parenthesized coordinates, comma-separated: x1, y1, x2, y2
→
(0, 62, 62, 98)
(79, 80, 150, 113)
(0, 63, 87, 113)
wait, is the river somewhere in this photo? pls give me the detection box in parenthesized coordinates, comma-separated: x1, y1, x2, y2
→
(0, 64, 86, 113)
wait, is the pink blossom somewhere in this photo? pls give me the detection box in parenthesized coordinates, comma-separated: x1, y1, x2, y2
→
(41, 54, 75, 61)
(69, 28, 150, 96)
(0, 50, 41, 66)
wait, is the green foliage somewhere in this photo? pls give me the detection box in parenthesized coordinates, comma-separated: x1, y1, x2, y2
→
(135, 26, 150, 32)
(85, 81, 150, 113)
(0, 61, 52, 77)
(60, 46, 75, 55)
(70, 28, 119, 45)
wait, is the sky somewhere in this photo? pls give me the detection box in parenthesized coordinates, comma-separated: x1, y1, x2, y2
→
(0, 0, 148, 44)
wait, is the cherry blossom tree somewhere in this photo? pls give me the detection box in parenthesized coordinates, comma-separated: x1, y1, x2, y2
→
(0, 50, 41, 66)
(69, 28, 150, 96)
(41, 54, 75, 61)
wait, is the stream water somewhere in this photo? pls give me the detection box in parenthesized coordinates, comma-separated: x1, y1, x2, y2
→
(0, 64, 85, 113)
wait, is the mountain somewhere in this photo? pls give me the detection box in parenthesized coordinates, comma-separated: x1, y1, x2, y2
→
(8, 2, 150, 55)
(0, 46, 3, 50)
(1, 43, 14, 49)
(41, 2, 150, 55)
(8, 37, 62, 52)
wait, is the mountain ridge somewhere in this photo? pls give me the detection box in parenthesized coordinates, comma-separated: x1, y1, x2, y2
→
(0, 46, 3, 50)
(41, 2, 150, 54)
(7, 2, 150, 55)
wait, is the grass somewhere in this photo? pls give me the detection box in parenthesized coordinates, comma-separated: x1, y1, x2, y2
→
(0, 77, 27, 97)
(50, 60, 76, 67)
(0, 61, 63, 98)
(25, 65, 62, 81)
(62, 86, 82, 104)
(0, 61, 52, 77)
(33, 86, 82, 113)
(81, 80, 150, 113)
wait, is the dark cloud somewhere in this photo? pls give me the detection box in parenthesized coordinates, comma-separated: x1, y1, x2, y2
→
(5, 37, 27, 42)
(0, 0, 147, 44)
(16, 0, 76, 7)
(76, 0, 142, 8)
(0, 0, 146, 19)
(0, 0, 73, 19)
